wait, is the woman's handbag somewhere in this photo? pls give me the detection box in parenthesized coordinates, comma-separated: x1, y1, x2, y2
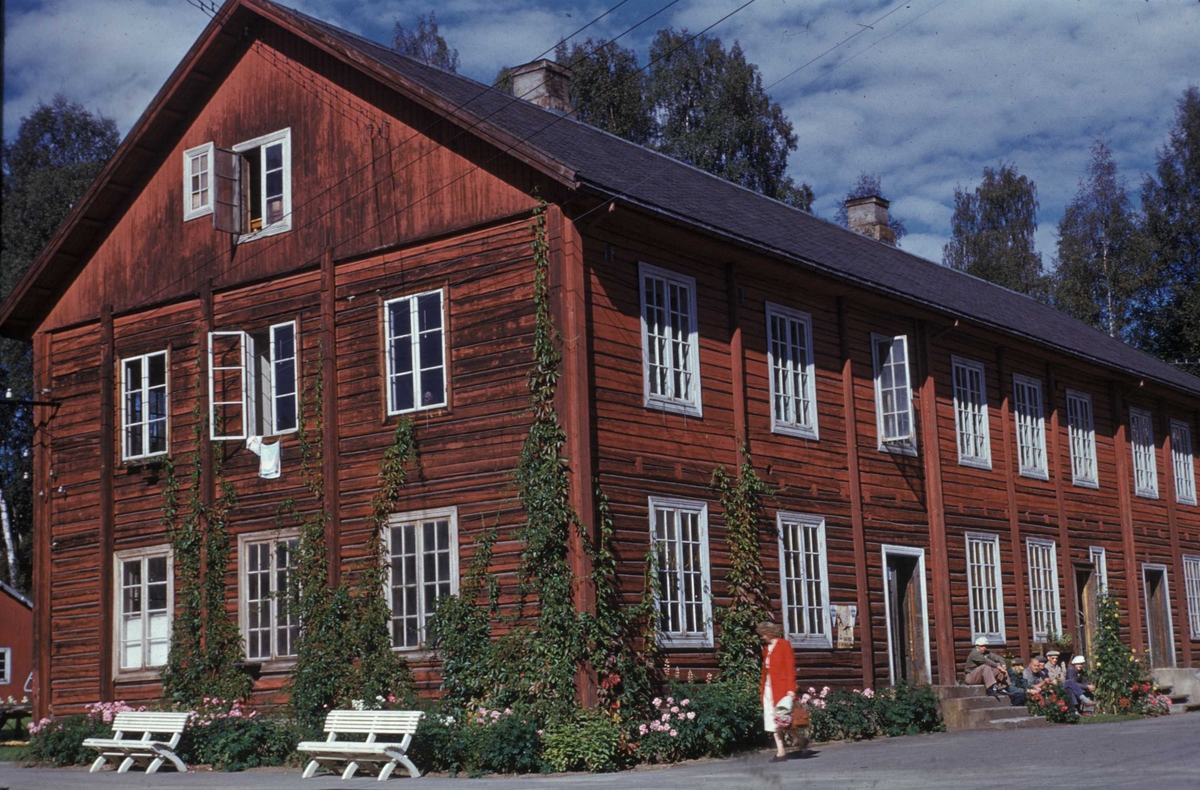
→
(774, 696, 802, 730)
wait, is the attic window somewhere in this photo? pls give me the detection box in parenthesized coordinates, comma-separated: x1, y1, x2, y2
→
(183, 143, 214, 221)
(212, 129, 292, 240)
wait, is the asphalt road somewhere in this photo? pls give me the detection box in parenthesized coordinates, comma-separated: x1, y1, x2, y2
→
(3, 713, 1199, 790)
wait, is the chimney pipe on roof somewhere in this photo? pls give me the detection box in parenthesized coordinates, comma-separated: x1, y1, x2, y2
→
(510, 59, 573, 114)
(845, 195, 895, 246)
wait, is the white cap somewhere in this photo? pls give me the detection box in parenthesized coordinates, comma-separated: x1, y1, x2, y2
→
(974, 636, 989, 647)
(1071, 655, 1086, 665)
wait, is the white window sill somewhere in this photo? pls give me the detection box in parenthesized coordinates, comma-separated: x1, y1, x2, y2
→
(1177, 496, 1197, 507)
(1135, 489, 1159, 500)
(958, 456, 993, 471)
(645, 396, 702, 419)
(772, 422, 819, 441)
(788, 635, 832, 650)
(114, 667, 164, 683)
(879, 442, 917, 457)
(657, 634, 713, 649)
(1072, 478, 1100, 490)
(123, 452, 170, 466)
(184, 206, 213, 222)
(238, 220, 292, 244)
(1019, 468, 1049, 481)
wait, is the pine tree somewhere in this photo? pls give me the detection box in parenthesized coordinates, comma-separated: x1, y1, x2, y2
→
(391, 11, 459, 72)
(943, 161, 1048, 299)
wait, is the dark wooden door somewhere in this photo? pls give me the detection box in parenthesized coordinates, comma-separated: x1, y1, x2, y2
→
(1075, 565, 1098, 657)
(1143, 568, 1175, 668)
(886, 554, 928, 684)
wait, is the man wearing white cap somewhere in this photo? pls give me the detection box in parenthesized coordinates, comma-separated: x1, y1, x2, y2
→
(964, 636, 1010, 695)
(1064, 655, 1095, 711)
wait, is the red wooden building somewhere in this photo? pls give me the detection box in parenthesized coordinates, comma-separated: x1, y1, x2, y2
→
(0, 580, 34, 700)
(1, 0, 1197, 718)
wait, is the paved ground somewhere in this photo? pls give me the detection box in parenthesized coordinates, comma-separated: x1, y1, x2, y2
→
(3, 713, 1199, 790)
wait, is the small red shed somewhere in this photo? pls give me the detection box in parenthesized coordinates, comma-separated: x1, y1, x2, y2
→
(0, 580, 34, 703)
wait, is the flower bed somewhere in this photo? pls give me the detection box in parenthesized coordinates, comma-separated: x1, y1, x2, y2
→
(803, 683, 943, 742)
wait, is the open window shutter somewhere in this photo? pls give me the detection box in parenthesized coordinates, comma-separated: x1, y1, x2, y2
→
(892, 335, 914, 442)
(208, 331, 249, 440)
(212, 147, 243, 235)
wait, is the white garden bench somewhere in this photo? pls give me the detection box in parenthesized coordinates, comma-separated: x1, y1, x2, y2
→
(298, 710, 424, 781)
(82, 711, 191, 774)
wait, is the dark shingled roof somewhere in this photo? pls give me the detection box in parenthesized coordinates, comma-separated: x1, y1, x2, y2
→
(285, 4, 1199, 398)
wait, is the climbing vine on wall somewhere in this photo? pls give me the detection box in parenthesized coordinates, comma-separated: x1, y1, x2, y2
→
(711, 453, 773, 684)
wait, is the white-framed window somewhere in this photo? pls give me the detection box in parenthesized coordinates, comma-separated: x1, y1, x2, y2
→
(640, 262, 702, 417)
(183, 142, 215, 221)
(114, 546, 173, 673)
(952, 356, 990, 469)
(1129, 407, 1158, 499)
(650, 497, 712, 647)
(1026, 538, 1061, 642)
(766, 303, 818, 439)
(238, 529, 300, 662)
(1090, 546, 1108, 593)
(1183, 555, 1200, 636)
(777, 512, 831, 648)
(0, 647, 10, 685)
(208, 322, 299, 440)
(966, 532, 1005, 644)
(1171, 419, 1196, 505)
(231, 128, 292, 241)
(1012, 374, 1047, 479)
(122, 350, 169, 461)
(387, 508, 458, 650)
(871, 333, 916, 454)
(1066, 390, 1098, 488)
(384, 290, 447, 415)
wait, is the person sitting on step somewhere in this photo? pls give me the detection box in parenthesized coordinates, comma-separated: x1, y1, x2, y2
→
(1022, 654, 1051, 694)
(1044, 650, 1066, 683)
(1064, 655, 1096, 712)
(964, 636, 1010, 697)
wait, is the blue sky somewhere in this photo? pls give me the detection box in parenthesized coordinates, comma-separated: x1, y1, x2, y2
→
(4, 0, 1198, 264)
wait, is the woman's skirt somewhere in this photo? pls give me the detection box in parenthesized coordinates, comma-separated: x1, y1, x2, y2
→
(763, 677, 777, 733)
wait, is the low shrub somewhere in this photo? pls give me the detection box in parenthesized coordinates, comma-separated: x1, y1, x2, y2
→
(874, 683, 944, 737)
(463, 707, 544, 775)
(542, 708, 624, 773)
(1026, 683, 1077, 724)
(632, 680, 759, 763)
(27, 701, 144, 766)
(179, 699, 299, 771)
(803, 684, 943, 742)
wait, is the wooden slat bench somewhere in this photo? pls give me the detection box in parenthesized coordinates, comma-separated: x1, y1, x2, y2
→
(82, 711, 191, 774)
(298, 710, 424, 781)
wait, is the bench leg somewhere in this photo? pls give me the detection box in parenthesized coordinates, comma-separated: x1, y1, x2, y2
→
(302, 759, 320, 779)
(118, 756, 135, 773)
(147, 757, 164, 775)
(89, 755, 108, 773)
(377, 761, 397, 782)
(398, 754, 420, 779)
(342, 761, 360, 780)
(162, 750, 188, 773)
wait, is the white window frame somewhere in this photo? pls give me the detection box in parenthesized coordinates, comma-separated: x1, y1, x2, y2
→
(1026, 538, 1061, 642)
(765, 303, 818, 440)
(1183, 555, 1200, 637)
(384, 289, 448, 416)
(0, 647, 10, 685)
(232, 128, 292, 242)
(208, 323, 299, 439)
(871, 333, 916, 455)
(265, 321, 299, 436)
(1012, 374, 1048, 480)
(1170, 419, 1196, 506)
(237, 528, 301, 663)
(649, 496, 713, 647)
(1066, 390, 1099, 488)
(183, 142, 215, 221)
(639, 262, 702, 417)
(1090, 546, 1108, 593)
(1129, 407, 1158, 499)
(965, 532, 1006, 644)
(385, 507, 459, 651)
(209, 331, 251, 441)
(951, 355, 991, 469)
(776, 512, 832, 648)
(112, 545, 174, 677)
(121, 350, 170, 461)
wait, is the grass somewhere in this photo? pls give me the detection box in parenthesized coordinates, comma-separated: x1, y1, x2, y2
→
(0, 743, 30, 762)
(1079, 713, 1144, 725)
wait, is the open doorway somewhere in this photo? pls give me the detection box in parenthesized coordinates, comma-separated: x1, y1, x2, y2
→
(1075, 563, 1099, 657)
(882, 545, 931, 685)
(1142, 565, 1176, 669)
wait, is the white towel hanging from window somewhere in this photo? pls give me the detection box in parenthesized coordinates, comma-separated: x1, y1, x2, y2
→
(245, 436, 281, 479)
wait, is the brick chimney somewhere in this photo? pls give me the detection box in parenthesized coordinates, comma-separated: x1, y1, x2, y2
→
(510, 59, 573, 114)
(845, 195, 896, 245)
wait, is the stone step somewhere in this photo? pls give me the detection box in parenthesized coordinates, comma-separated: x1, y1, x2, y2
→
(976, 715, 1050, 730)
(932, 685, 989, 700)
(939, 695, 1009, 713)
(1168, 693, 1189, 705)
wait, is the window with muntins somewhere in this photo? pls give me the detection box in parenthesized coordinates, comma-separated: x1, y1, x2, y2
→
(1066, 390, 1098, 488)
(240, 530, 299, 662)
(640, 263, 701, 416)
(122, 351, 169, 461)
(387, 509, 457, 650)
(872, 334, 915, 453)
(777, 513, 831, 647)
(231, 129, 291, 239)
(183, 142, 214, 221)
(650, 498, 712, 646)
(115, 547, 172, 672)
(1171, 419, 1196, 505)
(208, 322, 299, 439)
(1129, 407, 1158, 498)
(952, 356, 990, 468)
(1026, 538, 1061, 642)
(1012, 375, 1047, 479)
(1090, 546, 1108, 593)
(966, 533, 1005, 643)
(766, 303, 818, 439)
(0, 648, 10, 685)
(385, 290, 446, 415)
(1183, 556, 1200, 636)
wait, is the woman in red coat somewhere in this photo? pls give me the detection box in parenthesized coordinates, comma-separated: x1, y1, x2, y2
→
(758, 621, 797, 760)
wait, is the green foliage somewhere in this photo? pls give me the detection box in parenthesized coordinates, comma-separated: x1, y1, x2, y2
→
(391, 11, 458, 72)
(803, 685, 943, 742)
(410, 703, 544, 776)
(542, 708, 625, 773)
(27, 715, 111, 766)
(555, 39, 654, 146)
(711, 457, 772, 685)
(835, 172, 908, 243)
(1053, 136, 1150, 340)
(631, 680, 759, 763)
(1091, 592, 1152, 715)
(179, 699, 300, 771)
(1026, 683, 1078, 724)
(1138, 86, 1200, 376)
(943, 161, 1049, 299)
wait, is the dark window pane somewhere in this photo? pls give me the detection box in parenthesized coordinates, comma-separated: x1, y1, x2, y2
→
(419, 331, 443, 368)
(148, 354, 166, 387)
(420, 368, 444, 407)
(392, 338, 413, 375)
(389, 301, 411, 339)
(391, 373, 414, 412)
(265, 143, 283, 172)
(265, 170, 283, 198)
(273, 325, 295, 359)
(276, 359, 296, 395)
(417, 293, 442, 331)
(275, 394, 297, 432)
